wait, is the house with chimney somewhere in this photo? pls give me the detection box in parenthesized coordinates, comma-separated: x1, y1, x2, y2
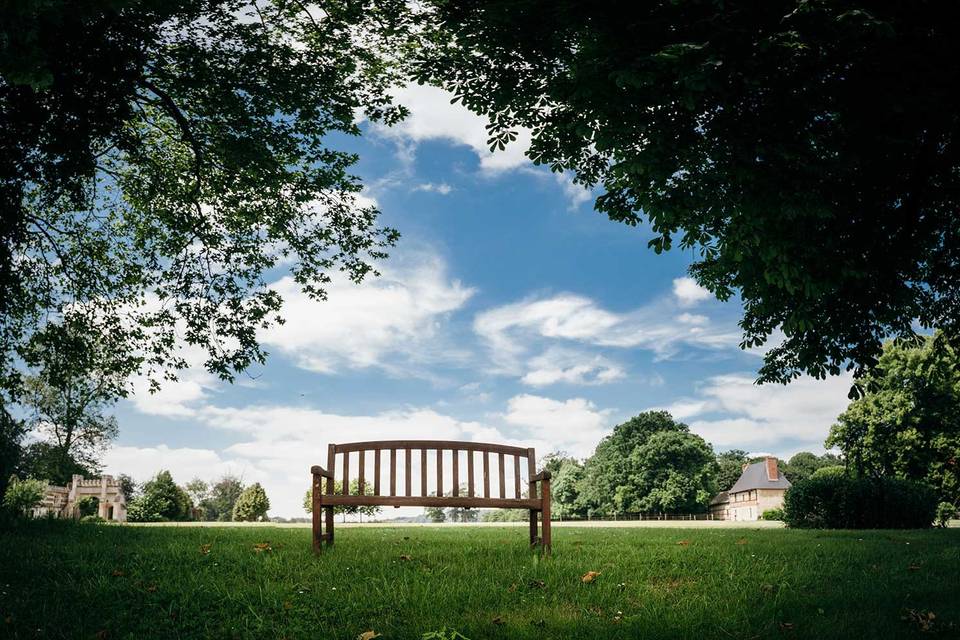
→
(709, 457, 791, 521)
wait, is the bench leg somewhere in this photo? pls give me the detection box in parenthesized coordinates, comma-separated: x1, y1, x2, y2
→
(529, 509, 539, 547)
(312, 476, 323, 553)
(325, 505, 335, 547)
(540, 478, 552, 555)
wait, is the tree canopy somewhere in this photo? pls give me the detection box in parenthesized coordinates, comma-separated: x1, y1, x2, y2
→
(582, 411, 716, 514)
(1, 0, 410, 407)
(414, 1, 960, 385)
(827, 334, 960, 505)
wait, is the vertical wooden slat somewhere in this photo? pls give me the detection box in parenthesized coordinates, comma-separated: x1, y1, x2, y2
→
(514, 454, 521, 499)
(390, 448, 397, 497)
(326, 444, 336, 544)
(405, 448, 412, 496)
(437, 449, 444, 497)
(483, 451, 490, 498)
(342, 451, 349, 495)
(526, 448, 537, 499)
(452, 449, 459, 497)
(421, 449, 427, 496)
(467, 450, 475, 497)
(374, 449, 381, 496)
(358, 451, 365, 494)
(499, 452, 506, 499)
(527, 447, 537, 547)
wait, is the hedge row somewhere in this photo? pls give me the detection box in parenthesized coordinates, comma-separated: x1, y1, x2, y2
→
(783, 475, 937, 529)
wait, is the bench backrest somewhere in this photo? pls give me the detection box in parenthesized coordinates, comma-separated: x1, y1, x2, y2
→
(325, 440, 538, 504)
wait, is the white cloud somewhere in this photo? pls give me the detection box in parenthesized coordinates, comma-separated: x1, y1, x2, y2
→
(413, 182, 453, 195)
(474, 287, 742, 376)
(261, 250, 474, 376)
(672, 277, 712, 306)
(501, 394, 613, 457)
(379, 83, 531, 174)
(521, 347, 625, 387)
(102, 444, 265, 486)
(660, 372, 854, 455)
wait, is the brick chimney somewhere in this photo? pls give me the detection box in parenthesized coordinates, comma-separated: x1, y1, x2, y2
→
(765, 456, 779, 481)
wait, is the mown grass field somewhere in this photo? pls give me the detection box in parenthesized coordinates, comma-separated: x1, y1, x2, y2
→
(1, 522, 958, 639)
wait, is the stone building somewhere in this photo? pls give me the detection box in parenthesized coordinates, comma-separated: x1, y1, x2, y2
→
(33, 474, 127, 522)
(709, 457, 791, 521)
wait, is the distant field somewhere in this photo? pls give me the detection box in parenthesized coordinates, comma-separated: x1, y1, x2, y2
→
(2, 521, 958, 639)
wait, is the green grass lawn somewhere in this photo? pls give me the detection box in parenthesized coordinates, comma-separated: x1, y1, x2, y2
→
(1, 522, 958, 639)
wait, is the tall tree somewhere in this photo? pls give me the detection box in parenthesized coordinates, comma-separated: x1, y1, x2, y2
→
(715, 450, 749, 492)
(17, 322, 122, 484)
(414, 1, 960, 386)
(827, 334, 960, 505)
(550, 458, 588, 519)
(582, 411, 686, 513)
(207, 475, 245, 522)
(783, 452, 843, 484)
(1, 0, 410, 426)
(620, 431, 718, 513)
(233, 482, 270, 522)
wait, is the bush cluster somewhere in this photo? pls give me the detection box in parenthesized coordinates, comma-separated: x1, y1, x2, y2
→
(760, 508, 784, 521)
(783, 475, 938, 529)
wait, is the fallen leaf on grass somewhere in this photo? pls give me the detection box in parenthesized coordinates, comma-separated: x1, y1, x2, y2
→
(735, 538, 748, 545)
(902, 609, 937, 632)
(613, 611, 624, 623)
(399, 554, 412, 561)
(110, 570, 124, 577)
(908, 563, 921, 571)
(95, 630, 109, 639)
(528, 579, 545, 589)
(581, 571, 601, 583)
(357, 631, 381, 640)
(492, 617, 505, 626)
(283, 601, 293, 611)
(507, 583, 518, 593)
(199, 544, 212, 555)
(760, 583, 777, 594)
(677, 540, 690, 546)
(778, 622, 795, 632)
(145, 585, 157, 593)
(253, 543, 272, 553)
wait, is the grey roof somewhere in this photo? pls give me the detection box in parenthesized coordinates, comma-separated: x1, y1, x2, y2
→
(709, 491, 729, 506)
(729, 460, 792, 494)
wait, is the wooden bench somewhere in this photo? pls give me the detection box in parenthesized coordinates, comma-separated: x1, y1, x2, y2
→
(311, 440, 552, 553)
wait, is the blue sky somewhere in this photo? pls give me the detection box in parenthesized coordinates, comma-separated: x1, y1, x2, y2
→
(102, 84, 854, 517)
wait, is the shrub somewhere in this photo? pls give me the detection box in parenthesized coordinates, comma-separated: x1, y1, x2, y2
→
(77, 496, 99, 518)
(809, 465, 847, 480)
(3, 477, 46, 517)
(935, 502, 956, 528)
(233, 483, 270, 521)
(760, 508, 784, 521)
(783, 475, 937, 529)
(126, 470, 192, 522)
(80, 515, 106, 524)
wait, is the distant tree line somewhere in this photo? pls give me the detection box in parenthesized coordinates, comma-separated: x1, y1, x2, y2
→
(126, 472, 270, 523)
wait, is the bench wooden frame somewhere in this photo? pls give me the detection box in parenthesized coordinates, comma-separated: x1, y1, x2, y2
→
(311, 440, 551, 553)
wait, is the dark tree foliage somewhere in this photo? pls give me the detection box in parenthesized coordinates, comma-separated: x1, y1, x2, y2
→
(827, 334, 960, 505)
(783, 474, 937, 529)
(715, 449, 749, 491)
(0, 0, 409, 407)
(17, 441, 93, 486)
(415, 1, 960, 386)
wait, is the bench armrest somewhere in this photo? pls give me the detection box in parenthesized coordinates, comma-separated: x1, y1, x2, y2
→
(311, 465, 334, 479)
(530, 470, 552, 482)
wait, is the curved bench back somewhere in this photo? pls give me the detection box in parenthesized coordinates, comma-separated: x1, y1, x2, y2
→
(325, 440, 537, 505)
